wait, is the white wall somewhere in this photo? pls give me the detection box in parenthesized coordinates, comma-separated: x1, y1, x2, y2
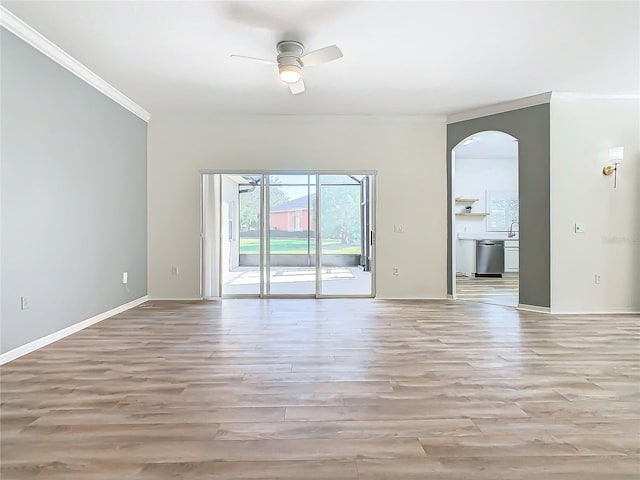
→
(148, 116, 447, 299)
(454, 157, 518, 235)
(221, 175, 240, 273)
(550, 98, 640, 313)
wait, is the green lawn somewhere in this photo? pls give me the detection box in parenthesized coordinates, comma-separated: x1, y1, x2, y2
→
(240, 237, 360, 255)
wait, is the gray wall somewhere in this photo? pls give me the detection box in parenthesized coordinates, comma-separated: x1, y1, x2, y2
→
(1, 28, 148, 354)
(447, 104, 551, 308)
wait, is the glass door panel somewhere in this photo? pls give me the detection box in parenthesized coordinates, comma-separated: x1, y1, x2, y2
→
(221, 174, 262, 295)
(266, 175, 316, 295)
(318, 175, 373, 296)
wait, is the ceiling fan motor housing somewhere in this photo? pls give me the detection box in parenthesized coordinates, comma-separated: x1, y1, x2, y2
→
(277, 41, 303, 83)
(277, 41, 304, 57)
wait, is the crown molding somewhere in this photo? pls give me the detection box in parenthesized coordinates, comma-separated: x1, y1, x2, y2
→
(446, 92, 552, 124)
(551, 92, 640, 101)
(152, 113, 447, 124)
(0, 6, 151, 122)
(446, 91, 640, 124)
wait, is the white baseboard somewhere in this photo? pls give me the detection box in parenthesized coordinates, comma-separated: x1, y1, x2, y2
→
(0, 296, 148, 365)
(377, 297, 448, 301)
(517, 303, 551, 314)
(550, 308, 640, 315)
(146, 297, 203, 301)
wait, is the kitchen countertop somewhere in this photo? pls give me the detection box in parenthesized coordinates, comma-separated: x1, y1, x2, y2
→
(457, 233, 519, 240)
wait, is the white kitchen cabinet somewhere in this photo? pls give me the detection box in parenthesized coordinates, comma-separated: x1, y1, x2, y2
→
(456, 239, 476, 276)
(504, 240, 519, 273)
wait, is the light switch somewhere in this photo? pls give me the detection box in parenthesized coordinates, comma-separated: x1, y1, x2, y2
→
(575, 223, 586, 233)
(394, 224, 404, 233)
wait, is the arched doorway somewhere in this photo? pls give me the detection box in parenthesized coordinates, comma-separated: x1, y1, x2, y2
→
(451, 131, 519, 307)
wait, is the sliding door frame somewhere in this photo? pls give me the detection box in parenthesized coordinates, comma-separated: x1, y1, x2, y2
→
(315, 173, 377, 299)
(199, 169, 377, 299)
(264, 173, 317, 298)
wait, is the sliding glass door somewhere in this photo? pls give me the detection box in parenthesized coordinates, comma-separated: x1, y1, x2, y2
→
(318, 175, 373, 296)
(202, 171, 375, 298)
(266, 175, 317, 295)
(220, 174, 262, 296)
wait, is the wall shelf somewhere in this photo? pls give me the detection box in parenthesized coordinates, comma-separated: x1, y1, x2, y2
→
(455, 213, 489, 217)
(455, 197, 479, 203)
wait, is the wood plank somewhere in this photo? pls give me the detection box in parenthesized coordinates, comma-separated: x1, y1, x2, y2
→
(1, 299, 638, 479)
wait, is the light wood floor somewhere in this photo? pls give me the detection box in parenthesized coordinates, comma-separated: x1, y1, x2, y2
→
(1, 299, 639, 479)
(456, 274, 519, 308)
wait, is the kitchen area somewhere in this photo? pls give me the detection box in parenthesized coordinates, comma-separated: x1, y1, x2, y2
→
(453, 131, 519, 307)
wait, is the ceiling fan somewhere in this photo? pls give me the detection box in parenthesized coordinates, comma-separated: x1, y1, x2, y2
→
(231, 41, 343, 95)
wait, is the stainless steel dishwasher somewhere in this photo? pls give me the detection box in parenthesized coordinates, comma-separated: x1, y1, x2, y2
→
(476, 240, 504, 276)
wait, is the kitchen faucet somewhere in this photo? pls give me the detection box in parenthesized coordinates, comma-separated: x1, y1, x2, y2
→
(508, 221, 519, 238)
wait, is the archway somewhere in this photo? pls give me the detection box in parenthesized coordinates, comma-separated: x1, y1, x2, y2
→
(446, 103, 551, 311)
(451, 131, 519, 307)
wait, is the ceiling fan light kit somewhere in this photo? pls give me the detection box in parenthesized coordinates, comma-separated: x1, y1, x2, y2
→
(278, 65, 301, 84)
(231, 40, 343, 95)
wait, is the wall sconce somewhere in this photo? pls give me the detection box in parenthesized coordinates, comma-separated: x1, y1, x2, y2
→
(603, 147, 624, 188)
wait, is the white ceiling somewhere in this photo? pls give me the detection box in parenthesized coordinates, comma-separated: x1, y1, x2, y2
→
(3, 1, 639, 117)
(454, 131, 518, 160)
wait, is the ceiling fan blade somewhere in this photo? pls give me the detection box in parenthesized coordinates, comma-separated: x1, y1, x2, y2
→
(300, 45, 343, 67)
(230, 54, 276, 65)
(289, 78, 305, 95)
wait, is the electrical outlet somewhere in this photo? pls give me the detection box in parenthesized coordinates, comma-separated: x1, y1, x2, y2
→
(393, 267, 399, 276)
(122, 272, 128, 284)
(20, 296, 29, 310)
(595, 274, 601, 285)
(171, 266, 179, 276)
